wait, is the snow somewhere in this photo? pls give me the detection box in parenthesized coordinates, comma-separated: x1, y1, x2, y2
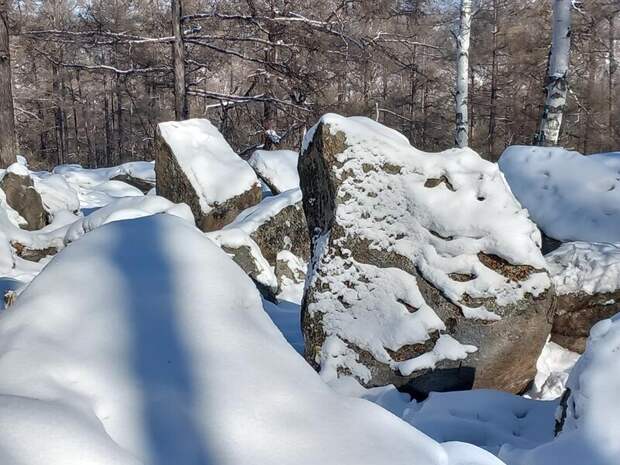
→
(219, 188, 302, 236)
(526, 341, 580, 400)
(32, 173, 80, 215)
(0, 214, 500, 465)
(500, 316, 620, 465)
(158, 119, 260, 211)
(48, 162, 153, 209)
(546, 241, 620, 295)
(303, 114, 549, 381)
(0, 161, 192, 295)
(499, 146, 620, 243)
(249, 149, 300, 193)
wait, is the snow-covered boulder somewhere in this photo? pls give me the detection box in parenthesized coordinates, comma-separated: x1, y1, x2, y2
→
(155, 119, 261, 231)
(501, 314, 620, 465)
(546, 242, 620, 353)
(499, 146, 620, 243)
(209, 188, 309, 296)
(299, 114, 553, 393)
(0, 166, 49, 231)
(249, 149, 300, 194)
(0, 214, 501, 465)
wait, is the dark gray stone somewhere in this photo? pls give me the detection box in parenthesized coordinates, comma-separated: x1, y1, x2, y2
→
(0, 172, 49, 231)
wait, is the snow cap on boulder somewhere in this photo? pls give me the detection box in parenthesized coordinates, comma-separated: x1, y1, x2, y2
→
(299, 114, 553, 394)
(546, 242, 620, 353)
(249, 149, 300, 194)
(155, 119, 261, 231)
(499, 146, 620, 243)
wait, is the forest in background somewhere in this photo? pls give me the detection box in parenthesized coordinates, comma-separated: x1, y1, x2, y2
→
(3, 0, 619, 169)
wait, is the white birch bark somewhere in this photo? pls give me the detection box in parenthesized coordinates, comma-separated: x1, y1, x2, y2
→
(535, 0, 572, 146)
(455, 0, 472, 148)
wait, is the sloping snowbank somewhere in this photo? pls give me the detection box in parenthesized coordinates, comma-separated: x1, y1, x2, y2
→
(0, 215, 500, 465)
(499, 146, 620, 242)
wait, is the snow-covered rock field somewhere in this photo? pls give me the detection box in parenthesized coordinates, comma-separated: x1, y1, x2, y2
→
(0, 116, 617, 465)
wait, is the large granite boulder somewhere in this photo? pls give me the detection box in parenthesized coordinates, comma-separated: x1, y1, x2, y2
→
(299, 114, 554, 394)
(547, 242, 620, 353)
(0, 170, 49, 231)
(155, 119, 261, 232)
(209, 188, 310, 298)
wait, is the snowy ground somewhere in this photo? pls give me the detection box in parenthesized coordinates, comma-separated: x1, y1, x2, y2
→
(0, 146, 614, 465)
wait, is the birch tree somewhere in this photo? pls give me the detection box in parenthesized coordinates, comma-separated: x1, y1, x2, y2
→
(535, 0, 573, 146)
(0, 0, 17, 168)
(455, 0, 472, 148)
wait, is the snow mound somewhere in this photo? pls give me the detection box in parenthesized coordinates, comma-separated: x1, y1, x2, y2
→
(546, 241, 620, 295)
(64, 196, 194, 244)
(501, 315, 620, 465)
(301, 114, 550, 388)
(49, 162, 151, 209)
(249, 149, 300, 193)
(499, 146, 620, 242)
(0, 215, 498, 465)
(158, 119, 259, 211)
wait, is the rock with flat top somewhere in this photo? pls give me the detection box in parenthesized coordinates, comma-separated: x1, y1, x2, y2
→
(155, 119, 261, 232)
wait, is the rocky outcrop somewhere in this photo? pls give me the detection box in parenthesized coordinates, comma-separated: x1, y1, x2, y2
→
(0, 172, 49, 231)
(547, 242, 620, 353)
(299, 114, 554, 394)
(209, 189, 310, 299)
(155, 119, 261, 232)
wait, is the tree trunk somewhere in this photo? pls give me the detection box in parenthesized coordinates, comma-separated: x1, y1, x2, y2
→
(609, 14, 617, 147)
(535, 0, 572, 147)
(488, 0, 499, 157)
(172, 0, 188, 121)
(455, 0, 472, 148)
(0, 0, 17, 168)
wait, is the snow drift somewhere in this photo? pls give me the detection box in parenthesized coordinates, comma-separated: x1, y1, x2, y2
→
(499, 146, 620, 243)
(0, 214, 501, 465)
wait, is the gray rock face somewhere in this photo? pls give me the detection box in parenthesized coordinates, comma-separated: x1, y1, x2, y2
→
(209, 189, 310, 299)
(551, 292, 620, 353)
(275, 250, 306, 294)
(0, 172, 49, 231)
(299, 115, 554, 394)
(249, 201, 309, 265)
(154, 120, 262, 232)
